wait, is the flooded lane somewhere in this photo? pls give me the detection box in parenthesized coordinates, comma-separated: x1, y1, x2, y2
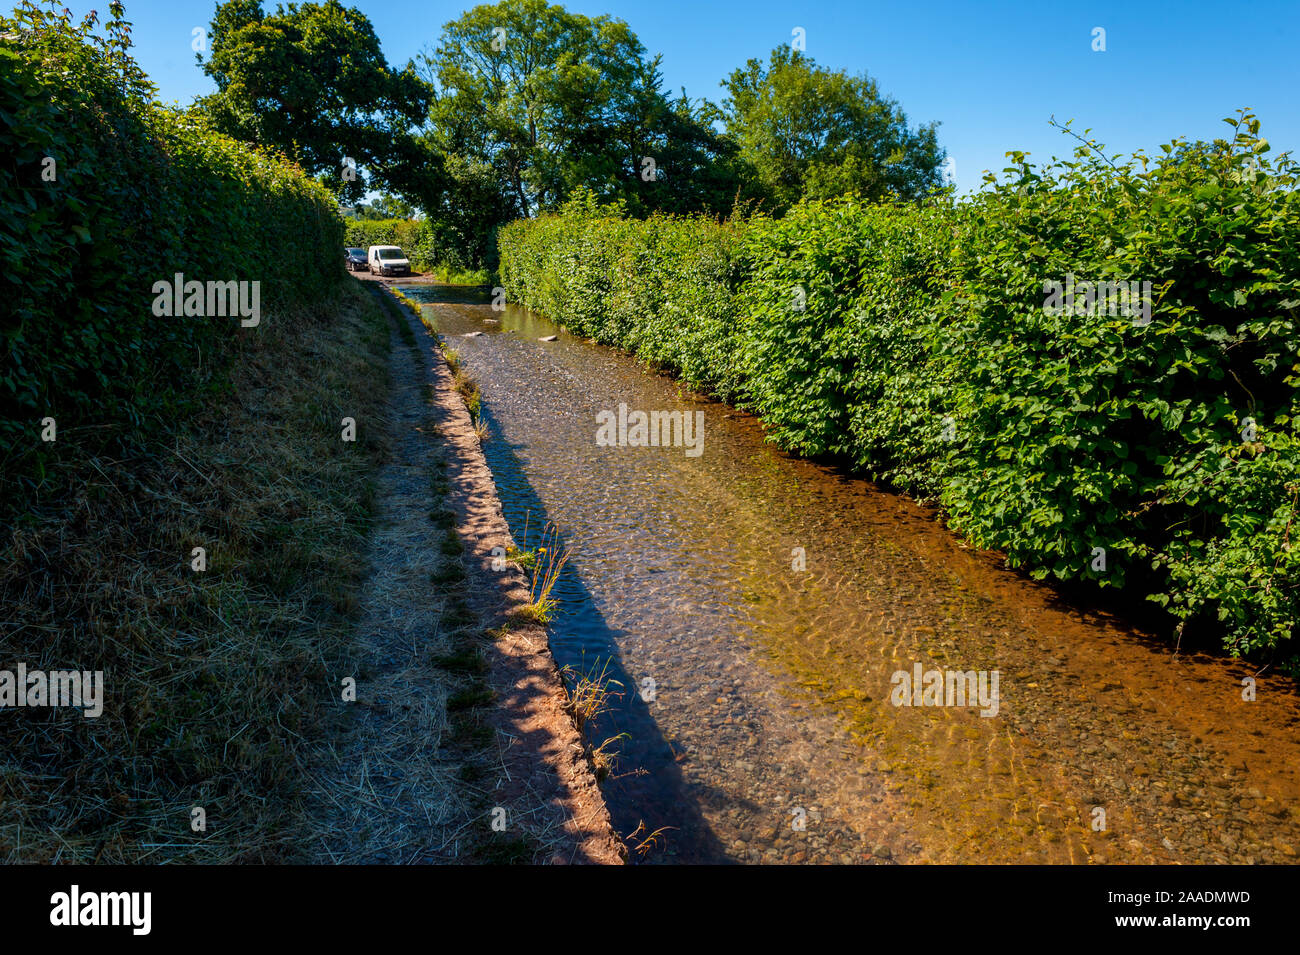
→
(403, 284, 1300, 865)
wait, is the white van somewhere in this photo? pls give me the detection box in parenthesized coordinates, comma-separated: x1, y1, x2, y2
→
(367, 245, 410, 276)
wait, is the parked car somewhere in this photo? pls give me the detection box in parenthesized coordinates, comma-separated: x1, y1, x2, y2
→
(344, 247, 367, 271)
(367, 245, 410, 276)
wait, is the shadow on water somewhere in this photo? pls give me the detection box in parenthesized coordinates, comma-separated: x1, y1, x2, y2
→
(396, 281, 492, 306)
(472, 397, 733, 864)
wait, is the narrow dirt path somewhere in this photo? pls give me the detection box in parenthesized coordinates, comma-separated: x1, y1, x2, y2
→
(307, 283, 623, 864)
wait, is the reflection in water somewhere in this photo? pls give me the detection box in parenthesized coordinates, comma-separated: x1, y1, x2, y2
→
(401, 284, 1300, 865)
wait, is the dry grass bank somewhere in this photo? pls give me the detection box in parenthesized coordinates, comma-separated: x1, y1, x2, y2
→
(1, 277, 622, 864)
(338, 286, 623, 864)
(0, 282, 390, 862)
(307, 286, 522, 863)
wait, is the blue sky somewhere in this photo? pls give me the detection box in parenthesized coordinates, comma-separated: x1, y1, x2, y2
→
(50, 0, 1300, 194)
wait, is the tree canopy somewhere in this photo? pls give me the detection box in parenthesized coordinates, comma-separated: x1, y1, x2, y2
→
(418, 0, 743, 219)
(193, 0, 947, 263)
(197, 0, 432, 201)
(720, 46, 946, 210)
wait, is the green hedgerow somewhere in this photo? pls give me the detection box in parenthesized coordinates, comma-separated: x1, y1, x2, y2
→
(1, 1, 344, 509)
(498, 114, 1300, 660)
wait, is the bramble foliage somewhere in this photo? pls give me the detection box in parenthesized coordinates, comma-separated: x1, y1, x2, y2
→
(943, 114, 1299, 658)
(1, 1, 343, 502)
(736, 199, 962, 489)
(499, 116, 1299, 659)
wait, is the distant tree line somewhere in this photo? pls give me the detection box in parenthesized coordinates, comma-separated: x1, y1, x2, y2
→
(193, 0, 947, 268)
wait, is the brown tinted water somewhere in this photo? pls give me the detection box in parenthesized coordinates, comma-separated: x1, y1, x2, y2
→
(401, 284, 1300, 865)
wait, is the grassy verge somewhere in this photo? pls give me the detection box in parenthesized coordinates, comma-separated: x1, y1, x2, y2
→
(366, 285, 541, 863)
(0, 282, 390, 862)
(423, 263, 491, 286)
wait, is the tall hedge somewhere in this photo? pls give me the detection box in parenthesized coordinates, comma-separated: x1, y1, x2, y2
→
(498, 116, 1300, 660)
(940, 121, 1300, 656)
(1, 2, 344, 498)
(499, 191, 751, 401)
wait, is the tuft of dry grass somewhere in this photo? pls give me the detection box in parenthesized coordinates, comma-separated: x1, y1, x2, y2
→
(589, 733, 630, 783)
(561, 659, 625, 736)
(626, 820, 677, 859)
(510, 522, 571, 625)
(441, 346, 463, 375)
(451, 369, 482, 419)
(558, 658, 631, 786)
(0, 281, 391, 863)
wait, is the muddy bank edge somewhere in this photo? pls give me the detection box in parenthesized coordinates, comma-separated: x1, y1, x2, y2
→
(385, 283, 625, 865)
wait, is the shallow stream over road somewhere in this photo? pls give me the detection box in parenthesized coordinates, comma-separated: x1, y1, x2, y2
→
(402, 283, 1300, 865)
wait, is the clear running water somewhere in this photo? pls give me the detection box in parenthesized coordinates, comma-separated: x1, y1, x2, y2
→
(402, 284, 1300, 865)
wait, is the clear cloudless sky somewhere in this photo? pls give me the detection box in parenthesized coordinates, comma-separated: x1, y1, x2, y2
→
(47, 0, 1300, 194)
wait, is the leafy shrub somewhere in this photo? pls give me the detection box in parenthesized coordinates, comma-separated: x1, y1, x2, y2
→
(498, 116, 1300, 660)
(738, 198, 963, 490)
(500, 190, 750, 400)
(941, 115, 1299, 657)
(1, 1, 343, 504)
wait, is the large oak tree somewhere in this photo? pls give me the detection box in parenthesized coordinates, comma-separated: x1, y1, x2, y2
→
(419, 0, 743, 220)
(197, 0, 433, 201)
(720, 46, 946, 211)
